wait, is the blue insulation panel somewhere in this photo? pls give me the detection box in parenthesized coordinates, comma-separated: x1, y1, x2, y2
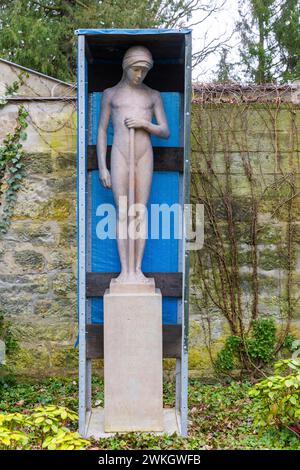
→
(91, 92, 180, 147)
(90, 91, 182, 324)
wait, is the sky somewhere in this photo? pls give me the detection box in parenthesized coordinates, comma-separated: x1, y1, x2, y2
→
(188, 0, 240, 82)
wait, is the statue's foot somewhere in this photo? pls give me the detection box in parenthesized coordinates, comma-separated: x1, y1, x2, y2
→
(135, 268, 151, 283)
(114, 270, 152, 284)
(115, 271, 129, 283)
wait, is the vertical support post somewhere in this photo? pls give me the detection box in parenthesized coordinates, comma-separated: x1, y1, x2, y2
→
(77, 33, 87, 436)
(176, 169, 183, 415)
(86, 172, 92, 413)
(86, 70, 92, 414)
(180, 31, 192, 437)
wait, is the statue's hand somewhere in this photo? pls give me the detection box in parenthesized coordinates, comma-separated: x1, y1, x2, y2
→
(99, 168, 111, 189)
(124, 117, 146, 129)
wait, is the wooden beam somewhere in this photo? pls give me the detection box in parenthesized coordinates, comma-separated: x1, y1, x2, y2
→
(86, 324, 182, 359)
(86, 272, 183, 298)
(87, 145, 183, 172)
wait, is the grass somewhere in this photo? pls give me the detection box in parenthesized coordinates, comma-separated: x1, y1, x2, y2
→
(0, 375, 299, 450)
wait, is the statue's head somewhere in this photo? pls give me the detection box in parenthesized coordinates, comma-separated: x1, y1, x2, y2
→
(122, 46, 153, 86)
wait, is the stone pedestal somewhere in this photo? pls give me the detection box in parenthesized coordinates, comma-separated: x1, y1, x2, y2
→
(104, 288, 163, 432)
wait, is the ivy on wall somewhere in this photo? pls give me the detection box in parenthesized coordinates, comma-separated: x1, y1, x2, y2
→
(0, 72, 29, 234)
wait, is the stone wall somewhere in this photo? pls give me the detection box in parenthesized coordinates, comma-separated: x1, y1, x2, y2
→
(0, 98, 78, 376)
(188, 86, 300, 377)
(0, 58, 76, 98)
(0, 85, 300, 378)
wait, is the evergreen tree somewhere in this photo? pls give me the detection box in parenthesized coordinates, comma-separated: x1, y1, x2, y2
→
(214, 47, 236, 83)
(0, 0, 195, 82)
(237, 0, 300, 83)
(273, 0, 300, 81)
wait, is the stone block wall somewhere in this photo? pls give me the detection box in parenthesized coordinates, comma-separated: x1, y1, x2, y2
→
(0, 99, 78, 376)
(1, 86, 299, 378)
(188, 90, 300, 376)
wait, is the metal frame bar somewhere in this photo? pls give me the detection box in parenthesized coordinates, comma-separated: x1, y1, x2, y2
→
(77, 29, 191, 438)
(77, 34, 88, 436)
(175, 174, 183, 416)
(86, 178, 92, 412)
(175, 92, 185, 418)
(86, 93, 94, 414)
(180, 31, 192, 437)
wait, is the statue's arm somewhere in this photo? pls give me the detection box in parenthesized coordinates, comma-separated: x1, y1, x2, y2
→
(146, 91, 170, 138)
(97, 89, 112, 188)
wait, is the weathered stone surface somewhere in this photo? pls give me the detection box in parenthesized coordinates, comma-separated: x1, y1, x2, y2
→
(47, 249, 74, 271)
(259, 246, 291, 271)
(2, 221, 58, 245)
(58, 223, 77, 246)
(54, 152, 76, 171)
(0, 274, 49, 294)
(257, 223, 284, 244)
(0, 294, 33, 317)
(192, 150, 300, 176)
(12, 177, 54, 220)
(7, 344, 78, 377)
(52, 273, 76, 296)
(12, 318, 76, 343)
(25, 152, 53, 174)
(46, 176, 76, 193)
(1, 98, 300, 379)
(37, 196, 73, 221)
(14, 250, 46, 272)
(33, 297, 76, 319)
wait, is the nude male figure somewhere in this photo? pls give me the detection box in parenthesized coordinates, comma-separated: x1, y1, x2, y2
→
(97, 46, 170, 284)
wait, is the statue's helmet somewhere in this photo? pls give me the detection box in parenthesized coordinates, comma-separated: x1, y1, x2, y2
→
(122, 46, 153, 71)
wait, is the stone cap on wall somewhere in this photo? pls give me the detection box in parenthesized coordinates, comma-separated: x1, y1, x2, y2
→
(192, 83, 300, 105)
(0, 58, 76, 99)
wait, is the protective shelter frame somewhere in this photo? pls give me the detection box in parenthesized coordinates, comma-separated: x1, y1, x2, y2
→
(76, 29, 192, 437)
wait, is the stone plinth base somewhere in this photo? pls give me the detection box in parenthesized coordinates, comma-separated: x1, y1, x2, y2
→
(109, 277, 155, 294)
(104, 288, 163, 432)
(85, 408, 180, 438)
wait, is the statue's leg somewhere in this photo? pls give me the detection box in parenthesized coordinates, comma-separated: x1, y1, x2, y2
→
(135, 150, 153, 281)
(111, 146, 129, 282)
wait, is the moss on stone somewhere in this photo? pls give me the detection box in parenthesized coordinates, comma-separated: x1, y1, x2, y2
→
(259, 246, 291, 271)
(54, 153, 76, 171)
(46, 177, 76, 193)
(52, 273, 76, 296)
(257, 224, 284, 244)
(239, 271, 280, 293)
(0, 274, 49, 295)
(58, 223, 76, 246)
(48, 250, 74, 271)
(6, 343, 78, 377)
(238, 250, 253, 266)
(11, 222, 57, 245)
(33, 297, 76, 319)
(14, 250, 46, 272)
(37, 197, 72, 221)
(9, 319, 77, 358)
(163, 358, 176, 372)
(51, 345, 78, 369)
(25, 152, 53, 174)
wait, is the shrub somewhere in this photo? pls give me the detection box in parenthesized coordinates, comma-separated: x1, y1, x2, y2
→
(0, 405, 89, 450)
(215, 318, 282, 374)
(249, 359, 300, 429)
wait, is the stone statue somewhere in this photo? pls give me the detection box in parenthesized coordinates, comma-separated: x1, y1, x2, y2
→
(97, 46, 170, 287)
